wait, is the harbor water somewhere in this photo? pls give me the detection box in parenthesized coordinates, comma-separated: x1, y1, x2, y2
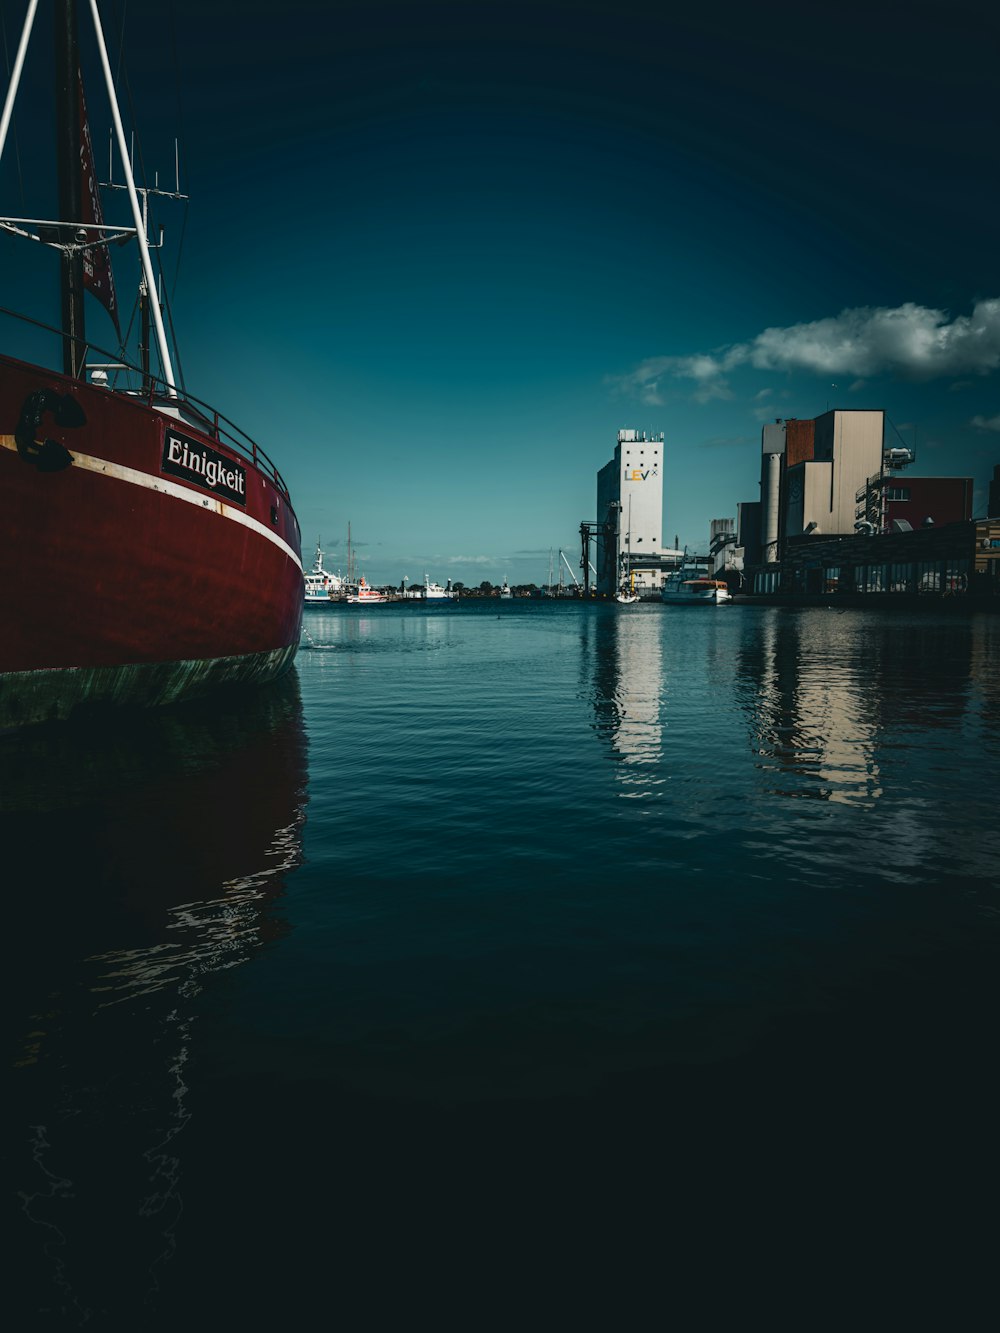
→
(7, 600, 1000, 1326)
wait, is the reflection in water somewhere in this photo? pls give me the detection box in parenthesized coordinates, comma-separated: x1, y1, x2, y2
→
(735, 609, 998, 888)
(5, 676, 308, 1326)
(970, 615, 1000, 741)
(8, 606, 1000, 1325)
(739, 610, 886, 805)
(738, 611, 978, 806)
(587, 609, 663, 793)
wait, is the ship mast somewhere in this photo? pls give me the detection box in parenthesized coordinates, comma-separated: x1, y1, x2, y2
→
(0, 0, 179, 395)
(86, 0, 177, 396)
(54, 0, 85, 377)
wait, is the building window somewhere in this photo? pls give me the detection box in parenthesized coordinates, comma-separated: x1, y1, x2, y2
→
(889, 562, 913, 593)
(944, 559, 969, 592)
(823, 566, 840, 592)
(863, 565, 880, 592)
(917, 561, 942, 592)
(856, 564, 886, 593)
(886, 487, 910, 501)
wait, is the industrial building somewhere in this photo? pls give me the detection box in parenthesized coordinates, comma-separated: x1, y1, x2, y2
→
(744, 409, 971, 592)
(588, 428, 682, 596)
(777, 518, 1000, 601)
(734, 407, 990, 601)
(709, 517, 740, 579)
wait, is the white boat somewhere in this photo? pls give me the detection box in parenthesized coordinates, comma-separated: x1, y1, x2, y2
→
(499, 578, 512, 599)
(660, 573, 732, 605)
(616, 590, 640, 604)
(422, 575, 452, 601)
(346, 576, 387, 605)
(304, 538, 343, 603)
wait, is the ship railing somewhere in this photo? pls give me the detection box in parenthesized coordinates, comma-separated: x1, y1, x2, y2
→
(0, 304, 291, 501)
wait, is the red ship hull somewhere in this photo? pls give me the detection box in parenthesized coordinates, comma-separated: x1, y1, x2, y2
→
(1, 353, 303, 727)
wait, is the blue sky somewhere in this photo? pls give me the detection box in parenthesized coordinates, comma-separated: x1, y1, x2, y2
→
(3, 0, 999, 584)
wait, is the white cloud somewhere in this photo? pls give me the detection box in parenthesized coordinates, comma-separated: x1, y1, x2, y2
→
(612, 299, 1000, 403)
(971, 413, 1000, 431)
(611, 352, 734, 405)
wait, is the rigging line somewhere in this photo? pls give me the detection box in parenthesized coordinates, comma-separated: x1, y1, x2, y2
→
(170, 197, 188, 302)
(107, 0, 150, 195)
(167, 0, 186, 156)
(113, 0, 127, 86)
(159, 273, 186, 392)
(149, 231, 186, 391)
(0, 0, 27, 208)
(105, 290, 138, 391)
(166, 0, 188, 299)
(105, 0, 182, 388)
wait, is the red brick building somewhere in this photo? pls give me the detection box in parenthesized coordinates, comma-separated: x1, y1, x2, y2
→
(884, 476, 972, 529)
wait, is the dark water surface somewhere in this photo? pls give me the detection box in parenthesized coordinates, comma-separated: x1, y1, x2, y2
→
(6, 602, 1000, 1327)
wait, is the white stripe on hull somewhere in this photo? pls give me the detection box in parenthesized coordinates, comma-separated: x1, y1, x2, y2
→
(1, 434, 302, 571)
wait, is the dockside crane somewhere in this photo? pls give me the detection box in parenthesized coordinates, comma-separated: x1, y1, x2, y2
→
(579, 507, 619, 595)
(559, 549, 581, 594)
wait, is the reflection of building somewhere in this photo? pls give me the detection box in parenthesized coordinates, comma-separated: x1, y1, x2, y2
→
(593, 429, 681, 595)
(742, 609, 976, 805)
(588, 608, 663, 778)
(741, 610, 884, 806)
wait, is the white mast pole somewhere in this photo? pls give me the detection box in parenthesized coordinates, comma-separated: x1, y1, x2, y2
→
(87, 0, 177, 396)
(0, 0, 40, 163)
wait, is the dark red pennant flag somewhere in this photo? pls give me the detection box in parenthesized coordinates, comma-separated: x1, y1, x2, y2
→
(78, 69, 121, 337)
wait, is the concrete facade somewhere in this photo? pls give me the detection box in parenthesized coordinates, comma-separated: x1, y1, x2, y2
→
(709, 517, 739, 576)
(785, 410, 884, 538)
(595, 429, 671, 594)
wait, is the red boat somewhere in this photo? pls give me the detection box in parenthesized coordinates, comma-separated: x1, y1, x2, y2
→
(0, 2, 303, 728)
